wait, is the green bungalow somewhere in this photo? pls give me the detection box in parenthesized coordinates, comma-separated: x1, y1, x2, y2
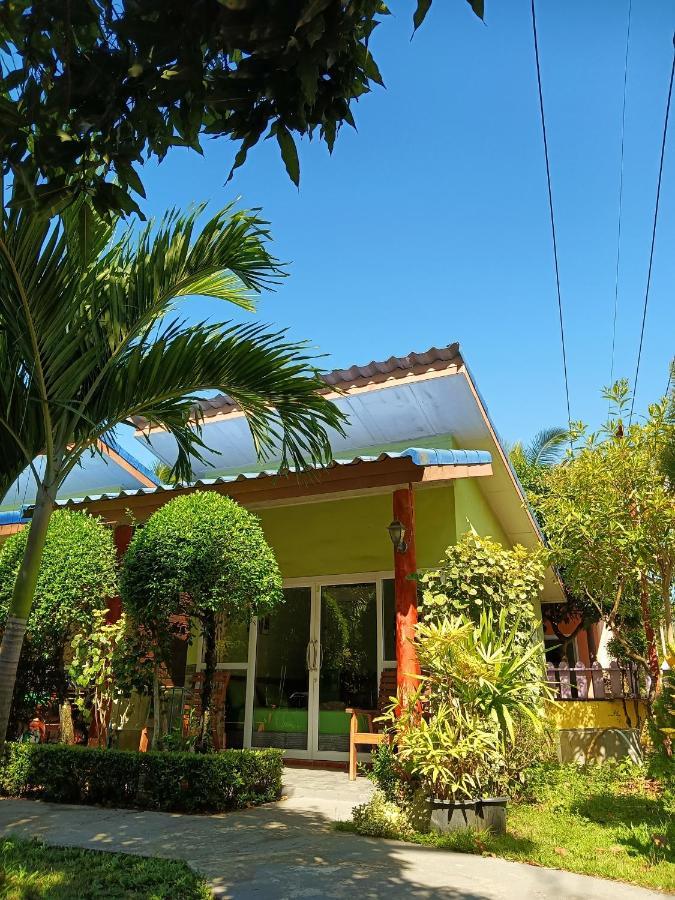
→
(19, 342, 571, 762)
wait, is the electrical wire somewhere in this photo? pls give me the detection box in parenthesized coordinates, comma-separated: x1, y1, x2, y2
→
(609, 0, 632, 393)
(530, 0, 572, 439)
(629, 34, 675, 422)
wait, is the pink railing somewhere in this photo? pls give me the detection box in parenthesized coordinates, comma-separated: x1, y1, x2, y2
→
(545, 660, 649, 701)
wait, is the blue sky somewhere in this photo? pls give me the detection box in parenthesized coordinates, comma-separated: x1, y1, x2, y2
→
(122, 0, 675, 462)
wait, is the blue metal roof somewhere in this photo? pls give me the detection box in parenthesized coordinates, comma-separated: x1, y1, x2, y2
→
(400, 448, 491, 467)
(47, 447, 492, 509)
(0, 510, 29, 526)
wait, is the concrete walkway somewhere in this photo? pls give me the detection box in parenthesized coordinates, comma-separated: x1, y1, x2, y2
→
(0, 769, 667, 900)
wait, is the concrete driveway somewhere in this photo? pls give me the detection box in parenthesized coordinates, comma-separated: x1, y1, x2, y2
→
(0, 769, 667, 900)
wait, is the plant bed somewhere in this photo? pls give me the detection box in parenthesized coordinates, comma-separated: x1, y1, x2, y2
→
(430, 796, 508, 835)
(0, 743, 283, 813)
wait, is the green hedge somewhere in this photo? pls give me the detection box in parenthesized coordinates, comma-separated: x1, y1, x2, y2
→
(0, 744, 283, 813)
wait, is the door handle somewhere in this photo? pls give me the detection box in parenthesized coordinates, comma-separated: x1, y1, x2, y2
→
(306, 640, 320, 672)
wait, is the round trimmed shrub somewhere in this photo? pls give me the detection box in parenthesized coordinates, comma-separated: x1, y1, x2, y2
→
(120, 491, 283, 749)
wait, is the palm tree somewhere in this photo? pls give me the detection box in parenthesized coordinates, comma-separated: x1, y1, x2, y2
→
(0, 199, 345, 744)
(510, 426, 569, 471)
(152, 460, 186, 486)
(509, 426, 568, 497)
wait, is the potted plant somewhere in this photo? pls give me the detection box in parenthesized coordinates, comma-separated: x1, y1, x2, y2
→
(380, 610, 551, 835)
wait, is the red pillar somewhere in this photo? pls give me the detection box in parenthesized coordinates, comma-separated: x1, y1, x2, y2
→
(107, 525, 133, 623)
(393, 485, 421, 700)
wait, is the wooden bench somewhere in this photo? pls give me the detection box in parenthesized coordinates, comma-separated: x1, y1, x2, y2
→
(345, 668, 397, 780)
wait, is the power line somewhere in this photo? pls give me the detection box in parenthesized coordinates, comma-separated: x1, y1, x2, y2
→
(530, 0, 572, 438)
(629, 34, 675, 423)
(609, 0, 632, 392)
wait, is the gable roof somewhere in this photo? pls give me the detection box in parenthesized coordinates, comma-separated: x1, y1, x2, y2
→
(133, 343, 462, 429)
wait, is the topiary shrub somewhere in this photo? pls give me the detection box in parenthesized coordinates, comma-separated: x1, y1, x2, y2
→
(121, 491, 283, 750)
(0, 744, 283, 813)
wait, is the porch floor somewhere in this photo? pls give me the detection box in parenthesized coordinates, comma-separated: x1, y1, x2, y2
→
(282, 765, 374, 821)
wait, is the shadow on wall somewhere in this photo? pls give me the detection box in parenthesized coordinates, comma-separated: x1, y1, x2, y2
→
(557, 728, 642, 765)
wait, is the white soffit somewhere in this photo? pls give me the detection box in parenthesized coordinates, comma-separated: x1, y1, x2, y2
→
(134, 370, 537, 550)
(1, 447, 156, 512)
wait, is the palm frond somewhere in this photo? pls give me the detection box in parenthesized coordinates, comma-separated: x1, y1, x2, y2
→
(526, 427, 569, 467)
(0, 195, 343, 500)
(78, 320, 344, 482)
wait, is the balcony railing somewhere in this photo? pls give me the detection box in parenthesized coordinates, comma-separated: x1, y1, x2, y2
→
(545, 660, 649, 701)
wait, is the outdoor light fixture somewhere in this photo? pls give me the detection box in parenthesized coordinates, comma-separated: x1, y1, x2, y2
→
(387, 519, 407, 553)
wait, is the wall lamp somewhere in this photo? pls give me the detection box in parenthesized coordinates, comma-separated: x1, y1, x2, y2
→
(387, 519, 407, 554)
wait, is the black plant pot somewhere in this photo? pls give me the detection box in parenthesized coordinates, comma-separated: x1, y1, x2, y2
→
(430, 797, 508, 835)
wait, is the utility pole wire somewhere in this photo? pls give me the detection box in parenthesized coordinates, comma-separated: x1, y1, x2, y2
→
(630, 34, 675, 423)
(530, 0, 572, 442)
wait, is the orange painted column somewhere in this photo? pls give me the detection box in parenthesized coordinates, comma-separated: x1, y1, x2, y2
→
(393, 485, 421, 700)
(107, 524, 133, 624)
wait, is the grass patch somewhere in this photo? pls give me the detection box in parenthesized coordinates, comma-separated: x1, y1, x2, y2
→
(338, 763, 675, 893)
(0, 837, 211, 899)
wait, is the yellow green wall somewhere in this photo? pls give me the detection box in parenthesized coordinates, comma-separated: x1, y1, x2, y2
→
(453, 477, 509, 546)
(256, 485, 455, 579)
(546, 699, 647, 731)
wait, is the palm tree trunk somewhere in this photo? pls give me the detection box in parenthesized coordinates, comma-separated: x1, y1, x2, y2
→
(0, 486, 54, 746)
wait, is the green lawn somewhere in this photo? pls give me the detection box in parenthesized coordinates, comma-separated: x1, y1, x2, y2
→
(0, 837, 211, 899)
(341, 764, 675, 893)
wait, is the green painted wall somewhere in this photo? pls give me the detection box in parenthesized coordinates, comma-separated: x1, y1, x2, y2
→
(453, 477, 509, 547)
(257, 485, 455, 579)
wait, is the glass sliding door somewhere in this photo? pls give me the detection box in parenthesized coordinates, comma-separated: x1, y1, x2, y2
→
(251, 587, 312, 752)
(213, 613, 250, 749)
(317, 583, 378, 754)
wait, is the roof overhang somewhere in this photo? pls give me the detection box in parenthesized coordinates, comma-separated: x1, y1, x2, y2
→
(1, 440, 159, 517)
(47, 448, 493, 522)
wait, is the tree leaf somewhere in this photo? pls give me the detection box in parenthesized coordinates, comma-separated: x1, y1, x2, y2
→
(467, 0, 485, 19)
(413, 0, 433, 32)
(276, 125, 300, 187)
(296, 0, 332, 30)
(115, 162, 146, 199)
(78, 201, 94, 263)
